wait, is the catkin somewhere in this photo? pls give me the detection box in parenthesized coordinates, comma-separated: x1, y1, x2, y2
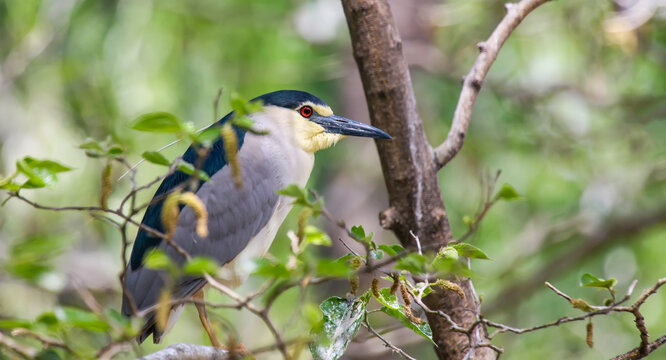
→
(221, 123, 242, 188)
(179, 192, 209, 238)
(371, 278, 380, 298)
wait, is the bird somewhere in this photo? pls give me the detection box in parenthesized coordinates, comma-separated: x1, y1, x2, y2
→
(121, 90, 391, 347)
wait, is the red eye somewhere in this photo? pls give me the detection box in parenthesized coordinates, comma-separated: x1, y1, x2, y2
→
(300, 106, 313, 118)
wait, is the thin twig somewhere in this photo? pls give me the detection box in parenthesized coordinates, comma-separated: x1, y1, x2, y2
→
(363, 319, 417, 360)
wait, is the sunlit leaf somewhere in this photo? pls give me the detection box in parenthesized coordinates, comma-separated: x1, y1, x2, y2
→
(304, 225, 332, 247)
(395, 253, 427, 274)
(378, 244, 404, 257)
(372, 288, 400, 310)
(56, 307, 110, 332)
(380, 306, 435, 345)
(130, 112, 182, 133)
(183, 257, 219, 275)
(143, 249, 173, 271)
(251, 258, 292, 279)
(177, 162, 210, 181)
(142, 151, 171, 166)
(316, 258, 352, 277)
(580, 273, 617, 290)
(452, 243, 490, 260)
(495, 183, 521, 201)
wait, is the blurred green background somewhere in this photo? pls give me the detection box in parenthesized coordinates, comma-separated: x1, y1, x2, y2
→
(1, 0, 665, 359)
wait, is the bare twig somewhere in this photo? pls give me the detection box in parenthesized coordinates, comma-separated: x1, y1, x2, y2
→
(0, 331, 38, 359)
(434, 0, 552, 168)
(363, 320, 417, 360)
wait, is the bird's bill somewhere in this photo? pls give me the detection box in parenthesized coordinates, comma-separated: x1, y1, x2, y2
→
(311, 114, 392, 139)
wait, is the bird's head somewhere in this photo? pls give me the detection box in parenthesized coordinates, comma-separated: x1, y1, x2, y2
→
(251, 90, 391, 153)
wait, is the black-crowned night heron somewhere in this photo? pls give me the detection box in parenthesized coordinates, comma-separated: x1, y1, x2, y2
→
(121, 90, 391, 346)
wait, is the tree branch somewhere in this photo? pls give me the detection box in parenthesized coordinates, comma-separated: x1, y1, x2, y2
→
(139, 343, 230, 360)
(433, 0, 552, 168)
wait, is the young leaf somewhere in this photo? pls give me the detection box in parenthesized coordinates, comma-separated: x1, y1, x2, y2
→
(56, 306, 110, 332)
(130, 112, 182, 133)
(142, 151, 171, 166)
(310, 296, 368, 360)
(373, 288, 401, 310)
(316, 259, 353, 277)
(380, 306, 435, 345)
(251, 258, 293, 279)
(495, 183, 521, 201)
(580, 273, 617, 290)
(16, 157, 72, 188)
(143, 249, 174, 271)
(183, 257, 219, 275)
(378, 244, 404, 257)
(277, 184, 311, 207)
(395, 253, 427, 274)
(177, 162, 211, 181)
(304, 225, 332, 247)
(452, 243, 490, 260)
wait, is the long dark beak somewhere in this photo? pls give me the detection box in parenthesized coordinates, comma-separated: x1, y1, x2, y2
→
(311, 114, 392, 139)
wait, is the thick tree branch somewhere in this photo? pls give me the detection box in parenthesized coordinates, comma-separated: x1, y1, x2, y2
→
(340, 1, 491, 358)
(433, 0, 551, 168)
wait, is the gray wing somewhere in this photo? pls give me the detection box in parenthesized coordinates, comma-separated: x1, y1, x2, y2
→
(123, 143, 283, 341)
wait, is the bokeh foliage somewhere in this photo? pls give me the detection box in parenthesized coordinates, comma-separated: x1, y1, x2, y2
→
(1, 0, 666, 359)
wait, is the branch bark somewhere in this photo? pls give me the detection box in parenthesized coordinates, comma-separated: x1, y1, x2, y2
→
(341, 1, 489, 358)
(139, 343, 230, 360)
(341, 0, 551, 358)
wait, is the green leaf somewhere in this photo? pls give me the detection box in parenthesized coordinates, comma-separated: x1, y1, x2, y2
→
(373, 288, 400, 310)
(251, 258, 293, 279)
(350, 225, 365, 240)
(130, 112, 182, 133)
(580, 273, 617, 290)
(310, 296, 368, 360)
(183, 257, 219, 275)
(107, 145, 124, 156)
(16, 157, 72, 188)
(23, 158, 72, 174)
(193, 126, 221, 145)
(142, 151, 171, 166)
(0, 319, 33, 329)
(177, 162, 210, 181)
(452, 243, 490, 260)
(277, 184, 310, 207)
(437, 246, 459, 261)
(56, 306, 110, 332)
(495, 183, 521, 201)
(350, 225, 375, 250)
(7, 234, 70, 282)
(380, 306, 435, 345)
(378, 244, 404, 257)
(304, 225, 332, 247)
(395, 253, 427, 274)
(143, 249, 173, 271)
(316, 258, 352, 277)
